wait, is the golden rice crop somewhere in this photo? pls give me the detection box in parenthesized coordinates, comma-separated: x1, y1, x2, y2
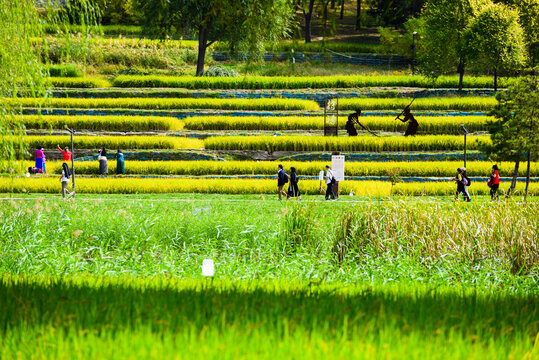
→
(1, 177, 537, 196)
(182, 115, 491, 133)
(21, 115, 183, 131)
(338, 97, 497, 111)
(15, 160, 538, 178)
(25, 135, 204, 150)
(112, 75, 515, 90)
(15, 97, 320, 111)
(49, 77, 111, 88)
(204, 135, 490, 152)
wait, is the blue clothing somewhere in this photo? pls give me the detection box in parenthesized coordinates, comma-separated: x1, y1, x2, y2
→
(277, 169, 286, 186)
(287, 172, 300, 197)
(116, 153, 125, 174)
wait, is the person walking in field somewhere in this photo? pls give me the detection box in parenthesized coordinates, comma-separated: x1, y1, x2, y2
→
(115, 149, 125, 175)
(488, 164, 500, 200)
(277, 164, 287, 200)
(287, 167, 301, 200)
(396, 106, 419, 136)
(59, 162, 72, 199)
(324, 165, 336, 201)
(98, 147, 108, 175)
(454, 167, 471, 202)
(57, 144, 72, 162)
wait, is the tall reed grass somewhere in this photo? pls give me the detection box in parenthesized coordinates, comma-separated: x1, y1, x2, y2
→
(21, 115, 182, 131)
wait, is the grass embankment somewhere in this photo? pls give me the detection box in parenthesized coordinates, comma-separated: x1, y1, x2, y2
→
(204, 135, 490, 152)
(112, 75, 515, 89)
(25, 135, 203, 150)
(15, 97, 320, 111)
(2, 177, 538, 196)
(16, 160, 539, 178)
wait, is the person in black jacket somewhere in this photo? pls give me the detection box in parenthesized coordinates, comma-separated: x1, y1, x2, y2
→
(287, 167, 301, 200)
(277, 164, 287, 200)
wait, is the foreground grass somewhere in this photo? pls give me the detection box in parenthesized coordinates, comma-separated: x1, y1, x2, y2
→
(0, 275, 537, 359)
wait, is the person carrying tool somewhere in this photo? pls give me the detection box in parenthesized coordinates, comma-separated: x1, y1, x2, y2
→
(395, 104, 419, 136)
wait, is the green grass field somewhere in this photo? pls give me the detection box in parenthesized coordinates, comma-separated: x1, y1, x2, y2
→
(0, 196, 537, 359)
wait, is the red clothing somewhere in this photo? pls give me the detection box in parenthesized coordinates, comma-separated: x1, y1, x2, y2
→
(492, 170, 500, 185)
(59, 148, 72, 162)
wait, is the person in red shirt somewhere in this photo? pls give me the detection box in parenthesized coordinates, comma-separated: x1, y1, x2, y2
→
(57, 144, 72, 162)
(489, 164, 500, 200)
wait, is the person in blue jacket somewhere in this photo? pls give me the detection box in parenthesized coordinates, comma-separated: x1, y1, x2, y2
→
(277, 164, 287, 200)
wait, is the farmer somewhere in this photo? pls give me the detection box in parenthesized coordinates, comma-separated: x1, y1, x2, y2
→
(98, 147, 108, 175)
(57, 144, 72, 162)
(345, 109, 360, 136)
(115, 149, 125, 175)
(396, 106, 419, 136)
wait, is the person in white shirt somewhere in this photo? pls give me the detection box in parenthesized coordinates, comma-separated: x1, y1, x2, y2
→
(325, 165, 336, 200)
(59, 163, 72, 198)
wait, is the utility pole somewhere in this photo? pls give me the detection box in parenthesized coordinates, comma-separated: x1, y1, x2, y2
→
(411, 31, 417, 75)
(461, 124, 469, 168)
(65, 126, 75, 197)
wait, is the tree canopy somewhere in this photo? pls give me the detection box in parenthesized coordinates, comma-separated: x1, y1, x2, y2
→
(137, 0, 294, 76)
(466, 2, 525, 90)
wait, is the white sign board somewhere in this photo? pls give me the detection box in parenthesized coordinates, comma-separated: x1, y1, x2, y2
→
(331, 155, 345, 182)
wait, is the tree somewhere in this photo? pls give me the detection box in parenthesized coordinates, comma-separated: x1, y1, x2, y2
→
(138, 0, 293, 75)
(419, 0, 487, 92)
(514, 0, 539, 67)
(367, 0, 426, 27)
(486, 76, 538, 198)
(466, 3, 525, 90)
(356, 0, 361, 30)
(1, 0, 97, 175)
(298, 0, 316, 43)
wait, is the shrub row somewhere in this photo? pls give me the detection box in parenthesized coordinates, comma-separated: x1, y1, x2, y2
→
(49, 77, 111, 88)
(25, 135, 203, 151)
(22, 115, 182, 131)
(17, 97, 320, 111)
(22, 160, 538, 178)
(182, 115, 491, 133)
(2, 177, 537, 196)
(46, 64, 81, 77)
(204, 135, 490, 152)
(112, 75, 515, 90)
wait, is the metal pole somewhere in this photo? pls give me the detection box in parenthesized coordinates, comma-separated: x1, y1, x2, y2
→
(461, 124, 469, 168)
(66, 126, 75, 197)
(411, 31, 417, 75)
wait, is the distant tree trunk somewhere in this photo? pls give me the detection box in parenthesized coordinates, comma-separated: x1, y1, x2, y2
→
(196, 24, 209, 76)
(303, 0, 316, 43)
(506, 160, 520, 198)
(494, 67, 498, 92)
(331, 0, 336, 9)
(355, 0, 361, 30)
(457, 56, 465, 93)
(323, 0, 329, 34)
(340, 0, 345, 20)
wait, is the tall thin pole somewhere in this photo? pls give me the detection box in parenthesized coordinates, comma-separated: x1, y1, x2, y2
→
(461, 124, 469, 168)
(66, 127, 75, 197)
(411, 32, 417, 75)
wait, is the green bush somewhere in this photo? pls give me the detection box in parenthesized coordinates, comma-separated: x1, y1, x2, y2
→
(46, 64, 81, 77)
